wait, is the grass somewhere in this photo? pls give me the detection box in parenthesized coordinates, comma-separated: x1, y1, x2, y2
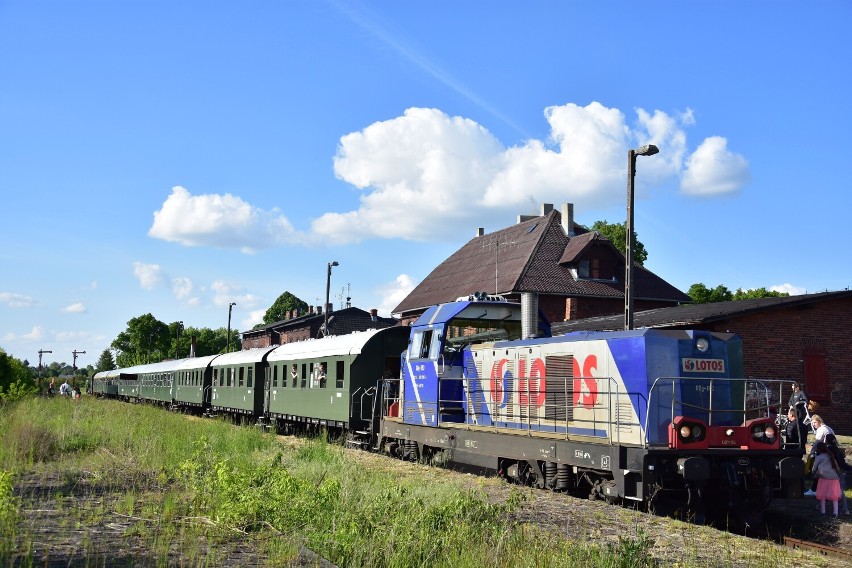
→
(0, 396, 830, 567)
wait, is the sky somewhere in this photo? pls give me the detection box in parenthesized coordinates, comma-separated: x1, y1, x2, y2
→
(2, 1, 850, 369)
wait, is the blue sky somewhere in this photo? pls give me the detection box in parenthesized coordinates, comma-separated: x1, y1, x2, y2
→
(2, 1, 850, 368)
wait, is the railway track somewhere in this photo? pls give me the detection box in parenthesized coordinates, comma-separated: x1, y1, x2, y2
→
(783, 536, 852, 561)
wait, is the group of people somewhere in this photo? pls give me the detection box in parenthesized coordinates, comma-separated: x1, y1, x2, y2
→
(46, 378, 81, 399)
(785, 382, 850, 517)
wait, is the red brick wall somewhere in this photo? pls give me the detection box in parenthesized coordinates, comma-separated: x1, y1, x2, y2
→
(699, 297, 852, 435)
(242, 334, 273, 350)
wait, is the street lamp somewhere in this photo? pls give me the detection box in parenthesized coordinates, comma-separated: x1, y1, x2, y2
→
(175, 321, 183, 359)
(625, 144, 659, 331)
(324, 261, 339, 337)
(227, 303, 236, 353)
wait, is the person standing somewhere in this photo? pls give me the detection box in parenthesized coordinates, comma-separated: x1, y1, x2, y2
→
(59, 379, 70, 396)
(813, 441, 842, 517)
(788, 382, 809, 424)
(47, 377, 56, 396)
(784, 407, 807, 453)
(825, 434, 851, 515)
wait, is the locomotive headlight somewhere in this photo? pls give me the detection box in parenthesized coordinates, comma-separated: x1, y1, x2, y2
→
(680, 425, 692, 438)
(696, 337, 710, 353)
(726, 428, 735, 436)
(692, 425, 704, 439)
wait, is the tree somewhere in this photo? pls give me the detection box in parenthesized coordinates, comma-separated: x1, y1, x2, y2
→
(111, 313, 170, 367)
(591, 220, 648, 266)
(0, 347, 36, 402)
(263, 291, 309, 325)
(688, 283, 789, 304)
(732, 287, 789, 301)
(95, 349, 116, 373)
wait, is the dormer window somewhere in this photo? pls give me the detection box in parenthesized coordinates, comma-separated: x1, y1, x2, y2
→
(578, 260, 590, 278)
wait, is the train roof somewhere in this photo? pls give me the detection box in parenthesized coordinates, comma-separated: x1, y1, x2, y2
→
(210, 346, 278, 367)
(172, 354, 221, 370)
(267, 327, 403, 361)
(413, 300, 523, 328)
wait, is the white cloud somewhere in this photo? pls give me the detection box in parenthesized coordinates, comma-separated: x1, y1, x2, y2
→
(243, 309, 266, 331)
(172, 277, 194, 300)
(133, 262, 164, 290)
(3, 326, 44, 341)
(770, 283, 807, 296)
(148, 186, 300, 253)
(147, 103, 749, 248)
(15, 326, 45, 341)
(681, 136, 750, 196)
(376, 274, 417, 316)
(61, 302, 86, 313)
(0, 292, 36, 308)
(321, 103, 749, 244)
(210, 281, 261, 310)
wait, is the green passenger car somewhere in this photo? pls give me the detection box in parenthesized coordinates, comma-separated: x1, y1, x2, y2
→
(173, 354, 220, 411)
(265, 327, 409, 430)
(91, 368, 120, 397)
(138, 359, 186, 405)
(210, 347, 277, 418)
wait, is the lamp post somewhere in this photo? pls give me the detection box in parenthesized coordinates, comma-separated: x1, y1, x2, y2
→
(324, 261, 339, 337)
(625, 144, 659, 331)
(227, 303, 236, 353)
(175, 321, 183, 359)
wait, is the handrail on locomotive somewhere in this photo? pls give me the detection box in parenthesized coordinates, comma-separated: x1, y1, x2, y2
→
(379, 374, 807, 451)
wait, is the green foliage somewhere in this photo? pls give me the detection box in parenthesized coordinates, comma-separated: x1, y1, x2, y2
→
(688, 283, 789, 304)
(94, 349, 116, 373)
(263, 291, 309, 325)
(0, 348, 36, 404)
(110, 314, 238, 365)
(591, 220, 648, 266)
(111, 313, 171, 366)
(732, 287, 789, 301)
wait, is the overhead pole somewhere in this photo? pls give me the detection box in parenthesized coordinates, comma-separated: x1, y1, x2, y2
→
(625, 144, 659, 331)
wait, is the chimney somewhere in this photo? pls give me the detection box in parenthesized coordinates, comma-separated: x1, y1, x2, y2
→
(476, 227, 484, 237)
(561, 203, 575, 236)
(309, 306, 315, 315)
(517, 203, 554, 224)
(370, 308, 378, 322)
(325, 303, 333, 315)
(316, 305, 323, 315)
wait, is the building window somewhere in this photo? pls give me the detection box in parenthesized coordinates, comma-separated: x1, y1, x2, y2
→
(578, 260, 590, 279)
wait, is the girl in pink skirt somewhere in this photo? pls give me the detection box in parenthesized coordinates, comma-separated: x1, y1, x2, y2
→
(813, 441, 843, 517)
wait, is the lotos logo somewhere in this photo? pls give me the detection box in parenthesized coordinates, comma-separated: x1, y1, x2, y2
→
(572, 355, 598, 409)
(682, 358, 725, 373)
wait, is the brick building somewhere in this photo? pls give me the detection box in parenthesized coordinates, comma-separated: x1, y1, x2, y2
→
(393, 203, 690, 324)
(242, 307, 398, 350)
(552, 291, 852, 434)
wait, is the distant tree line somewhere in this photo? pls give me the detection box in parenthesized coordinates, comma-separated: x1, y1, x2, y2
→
(686, 283, 789, 304)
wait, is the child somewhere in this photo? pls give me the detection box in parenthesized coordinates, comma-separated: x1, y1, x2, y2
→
(813, 441, 842, 517)
(825, 434, 851, 515)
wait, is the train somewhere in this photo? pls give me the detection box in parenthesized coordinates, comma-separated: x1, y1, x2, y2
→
(92, 296, 805, 524)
